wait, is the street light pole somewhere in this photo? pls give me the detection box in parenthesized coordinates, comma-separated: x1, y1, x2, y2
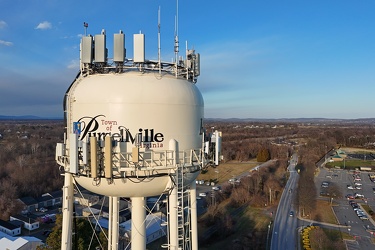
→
(266, 221, 272, 250)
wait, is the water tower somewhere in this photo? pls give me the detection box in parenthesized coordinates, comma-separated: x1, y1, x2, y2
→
(56, 19, 221, 250)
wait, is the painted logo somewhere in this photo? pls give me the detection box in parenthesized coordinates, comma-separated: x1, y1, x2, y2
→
(75, 115, 164, 148)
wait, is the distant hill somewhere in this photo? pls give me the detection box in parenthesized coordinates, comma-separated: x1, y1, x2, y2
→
(1, 115, 374, 124)
(0, 115, 63, 120)
(205, 117, 375, 124)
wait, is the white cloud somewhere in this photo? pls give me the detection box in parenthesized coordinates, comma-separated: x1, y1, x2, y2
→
(0, 20, 7, 29)
(0, 40, 13, 46)
(67, 59, 79, 69)
(35, 21, 52, 30)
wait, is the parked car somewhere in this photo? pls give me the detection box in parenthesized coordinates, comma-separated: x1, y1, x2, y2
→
(43, 230, 51, 236)
(346, 194, 354, 200)
(39, 207, 48, 213)
(354, 193, 364, 198)
(359, 215, 369, 220)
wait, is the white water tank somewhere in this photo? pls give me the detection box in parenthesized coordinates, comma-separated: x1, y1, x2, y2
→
(64, 71, 204, 197)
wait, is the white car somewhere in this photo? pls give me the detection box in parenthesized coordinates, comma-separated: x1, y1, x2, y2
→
(360, 215, 369, 220)
(229, 178, 237, 183)
(198, 192, 207, 197)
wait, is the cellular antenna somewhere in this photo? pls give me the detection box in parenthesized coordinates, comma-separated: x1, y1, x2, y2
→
(83, 22, 88, 36)
(158, 6, 161, 75)
(174, 0, 179, 77)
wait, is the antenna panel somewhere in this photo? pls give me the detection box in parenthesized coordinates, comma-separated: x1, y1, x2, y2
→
(214, 131, 222, 166)
(90, 137, 98, 178)
(133, 34, 145, 63)
(104, 136, 113, 179)
(81, 36, 93, 64)
(94, 34, 106, 63)
(114, 32, 125, 62)
(69, 133, 78, 174)
(195, 53, 200, 76)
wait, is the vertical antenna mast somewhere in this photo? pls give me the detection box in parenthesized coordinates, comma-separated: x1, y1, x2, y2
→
(174, 0, 179, 77)
(158, 6, 161, 75)
(83, 22, 88, 36)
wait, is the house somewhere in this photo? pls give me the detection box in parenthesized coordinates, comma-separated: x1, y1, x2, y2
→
(49, 190, 63, 206)
(82, 205, 109, 218)
(331, 154, 344, 162)
(10, 215, 39, 231)
(83, 202, 130, 223)
(18, 197, 38, 213)
(330, 150, 347, 162)
(36, 194, 55, 209)
(18, 190, 63, 214)
(0, 231, 42, 250)
(146, 197, 164, 212)
(0, 219, 21, 236)
(120, 212, 167, 245)
(74, 190, 100, 207)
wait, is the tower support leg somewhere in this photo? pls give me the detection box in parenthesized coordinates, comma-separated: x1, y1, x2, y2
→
(131, 197, 146, 250)
(190, 181, 198, 250)
(61, 173, 74, 250)
(109, 196, 119, 250)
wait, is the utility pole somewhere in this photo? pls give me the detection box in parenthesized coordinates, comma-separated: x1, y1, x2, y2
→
(266, 221, 272, 250)
(269, 187, 272, 205)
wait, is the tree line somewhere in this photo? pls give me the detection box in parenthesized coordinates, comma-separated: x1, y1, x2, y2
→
(0, 121, 64, 219)
(0, 119, 374, 247)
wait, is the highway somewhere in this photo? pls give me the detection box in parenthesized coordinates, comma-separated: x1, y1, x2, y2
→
(270, 154, 299, 250)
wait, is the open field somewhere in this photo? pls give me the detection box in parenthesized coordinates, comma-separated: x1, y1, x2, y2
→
(309, 199, 338, 224)
(197, 160, 260, 184)
(340, 147, 375, 154)
(326, 160, 375, 169)
(308, 227, 348, 249)
(199, 202, 271, 250)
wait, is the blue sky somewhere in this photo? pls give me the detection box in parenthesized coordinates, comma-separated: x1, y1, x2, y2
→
(1, 0, 374, 119)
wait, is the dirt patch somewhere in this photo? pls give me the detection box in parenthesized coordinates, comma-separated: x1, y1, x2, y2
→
(340, 147, 375, 154)
(197, 160, 260, 184)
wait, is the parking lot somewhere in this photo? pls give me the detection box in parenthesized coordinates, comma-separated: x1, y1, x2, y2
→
(315, 167, 375, 249)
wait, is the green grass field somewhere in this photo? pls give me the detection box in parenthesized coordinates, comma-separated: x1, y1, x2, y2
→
(326, 159, 374, 169)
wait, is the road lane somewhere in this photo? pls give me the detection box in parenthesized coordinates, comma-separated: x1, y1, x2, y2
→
(271, 154, 299, 250)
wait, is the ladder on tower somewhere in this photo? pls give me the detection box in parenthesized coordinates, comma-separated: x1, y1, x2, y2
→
(176, 164, 186, 250)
